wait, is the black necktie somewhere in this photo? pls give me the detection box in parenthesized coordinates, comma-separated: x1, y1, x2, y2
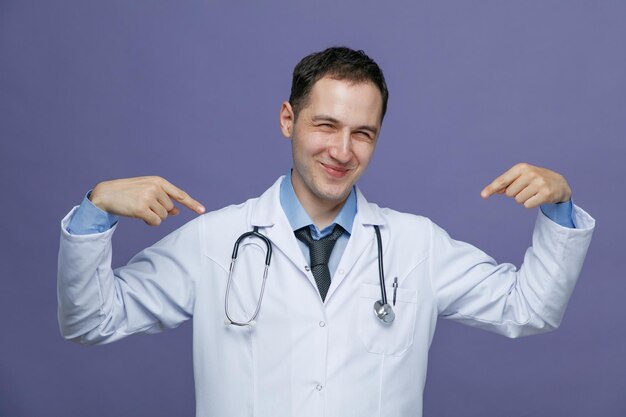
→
(295, 225, 344, 302)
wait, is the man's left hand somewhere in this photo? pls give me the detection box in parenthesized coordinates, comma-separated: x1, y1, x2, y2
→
(480, 163, 572, 209)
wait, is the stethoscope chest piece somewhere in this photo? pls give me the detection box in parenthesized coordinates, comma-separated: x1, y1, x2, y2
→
(374, 300, 395, 324)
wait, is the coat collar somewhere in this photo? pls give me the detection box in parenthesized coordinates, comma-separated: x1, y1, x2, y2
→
(250, 176, 385, 229)
(249, 177, 386, 304)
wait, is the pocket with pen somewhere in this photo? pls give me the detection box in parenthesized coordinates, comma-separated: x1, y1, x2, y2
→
(357, 283, 418, 356)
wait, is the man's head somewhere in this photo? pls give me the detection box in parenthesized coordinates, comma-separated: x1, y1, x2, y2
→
(280, 47, 388, 217)
(289, 46, 388, 123)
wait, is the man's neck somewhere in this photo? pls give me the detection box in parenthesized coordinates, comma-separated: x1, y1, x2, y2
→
(301, 197, 347, 230)
(291, 180, 348, 230)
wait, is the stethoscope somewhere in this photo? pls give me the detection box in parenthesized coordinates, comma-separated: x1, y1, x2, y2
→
(224, 225, 395, 326)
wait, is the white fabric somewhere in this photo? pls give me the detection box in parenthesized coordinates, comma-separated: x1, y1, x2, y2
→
(57, 176, 595, 417)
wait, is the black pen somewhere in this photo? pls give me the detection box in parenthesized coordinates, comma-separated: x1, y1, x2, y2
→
(392, 277, 398, 306)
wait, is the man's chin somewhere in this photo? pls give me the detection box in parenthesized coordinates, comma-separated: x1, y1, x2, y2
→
(316, 186, 352, 204)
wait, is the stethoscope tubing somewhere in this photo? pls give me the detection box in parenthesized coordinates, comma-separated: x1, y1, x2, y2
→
(374, 225, 388, 307)
(224, 226, 272, 326)
(224, 225, 395, 326)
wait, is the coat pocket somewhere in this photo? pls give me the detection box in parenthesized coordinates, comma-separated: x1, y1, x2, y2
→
(357, 283, 418, 356)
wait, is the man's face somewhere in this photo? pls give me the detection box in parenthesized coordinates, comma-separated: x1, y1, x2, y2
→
(280, 77, 383, 209)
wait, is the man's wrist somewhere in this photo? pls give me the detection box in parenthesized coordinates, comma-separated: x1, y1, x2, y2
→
(66, 191, 119, 235)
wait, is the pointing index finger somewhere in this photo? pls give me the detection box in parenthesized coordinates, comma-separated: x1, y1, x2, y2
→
(159, 178, 206, 214)
(480, 165, 524, 199)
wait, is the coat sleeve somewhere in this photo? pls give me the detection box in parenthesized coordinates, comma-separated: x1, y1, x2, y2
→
(429, 204, 594, 338)
(57, 207, 203, 345)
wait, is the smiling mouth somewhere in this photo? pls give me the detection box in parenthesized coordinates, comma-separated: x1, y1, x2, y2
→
(321, 162, 351, 178)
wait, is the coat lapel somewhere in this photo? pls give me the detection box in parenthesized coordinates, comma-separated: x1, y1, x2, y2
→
(249, 178, 388, 305)
(325, 188, 385, 302)
(249, 178, 318, 291)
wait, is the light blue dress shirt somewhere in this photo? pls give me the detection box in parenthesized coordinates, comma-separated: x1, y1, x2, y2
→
(67, 174, 576, 276)
(279, 170, 356, 278)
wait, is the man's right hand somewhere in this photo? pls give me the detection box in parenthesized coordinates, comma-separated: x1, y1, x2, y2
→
(90, 176, 205, 226)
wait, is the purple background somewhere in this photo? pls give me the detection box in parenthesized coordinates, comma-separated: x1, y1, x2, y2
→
(1, 1, 624, 416)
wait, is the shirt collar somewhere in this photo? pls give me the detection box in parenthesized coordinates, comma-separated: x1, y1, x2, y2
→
(279, 170, 356, 237)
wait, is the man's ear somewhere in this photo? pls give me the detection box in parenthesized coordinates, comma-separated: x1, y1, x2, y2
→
(279, 101, 295, 138)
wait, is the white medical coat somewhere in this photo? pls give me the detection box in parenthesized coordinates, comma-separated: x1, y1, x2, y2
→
(57, 177, 595, 417)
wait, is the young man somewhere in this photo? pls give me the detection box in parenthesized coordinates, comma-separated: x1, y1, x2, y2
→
(58, 47, 594, 416)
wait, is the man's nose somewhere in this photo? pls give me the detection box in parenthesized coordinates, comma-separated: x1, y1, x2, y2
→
(328, 131, 352, 163)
